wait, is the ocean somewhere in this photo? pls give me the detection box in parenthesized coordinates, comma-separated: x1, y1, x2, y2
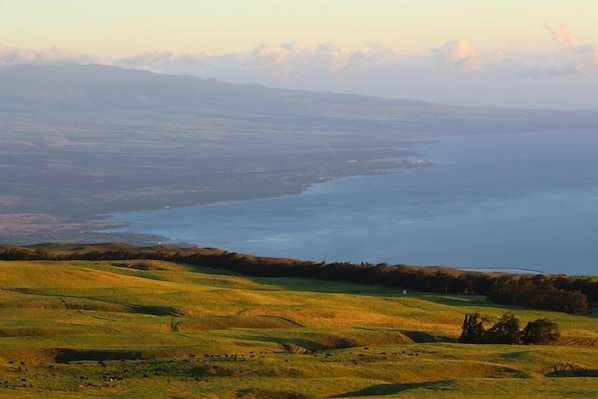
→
(104, 129, 598, 275)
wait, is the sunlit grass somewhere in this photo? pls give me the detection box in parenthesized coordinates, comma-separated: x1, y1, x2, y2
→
(1, 259, 597, 398)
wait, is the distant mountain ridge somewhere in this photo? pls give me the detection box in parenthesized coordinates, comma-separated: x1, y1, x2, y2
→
(2, 63, 597, 129)
(0, 63, 422, 115)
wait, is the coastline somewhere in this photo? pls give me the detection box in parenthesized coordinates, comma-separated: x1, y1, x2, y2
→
(0, 156, 433, 247)
(95, 160, 434, 246)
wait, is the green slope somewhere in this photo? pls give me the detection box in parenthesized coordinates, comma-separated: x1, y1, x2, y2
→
(1, 259, 597, 398)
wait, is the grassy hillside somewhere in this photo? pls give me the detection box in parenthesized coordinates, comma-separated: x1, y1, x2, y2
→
(1, 259, 597, 398)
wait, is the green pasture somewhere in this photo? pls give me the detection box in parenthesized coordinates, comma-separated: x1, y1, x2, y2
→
(1, 259, 597, 398)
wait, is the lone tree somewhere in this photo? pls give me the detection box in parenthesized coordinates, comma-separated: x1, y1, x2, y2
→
(522, 318, 560, 344)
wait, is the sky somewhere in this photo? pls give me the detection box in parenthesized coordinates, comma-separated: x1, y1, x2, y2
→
(1, 0, 597, 109)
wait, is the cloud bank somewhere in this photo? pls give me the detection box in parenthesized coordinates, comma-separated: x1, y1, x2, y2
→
(1, 24, 596, 109)
(0, 45, 97, 65)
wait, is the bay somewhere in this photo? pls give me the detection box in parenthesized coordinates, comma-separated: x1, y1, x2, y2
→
(104, 129, 598, 275)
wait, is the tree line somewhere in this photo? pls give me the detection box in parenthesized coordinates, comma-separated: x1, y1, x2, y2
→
(0, 244, 594, 314)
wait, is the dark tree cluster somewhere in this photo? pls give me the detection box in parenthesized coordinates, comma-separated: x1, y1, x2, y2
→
(488, 275, 588, 315)
(0, 244, 594, 314)
(459, 312, 560, 345)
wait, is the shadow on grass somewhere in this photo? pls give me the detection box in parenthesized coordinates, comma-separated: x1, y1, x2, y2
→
(418, 294, 488, 307)
(544, 362, 598, 377)
(234, 332, 360, 352)
(547, 369, 598, 377)
(500, 350, 532, 360)
(329, 380, 454, 397)
(237, 388, 311, 399)
(234, 328, 451, 350)
(400, 330, 454, 343)
(55, 349, 144, 363)
(585, 304, 598, 318)
(427, 293, 598, 318)
(127, 303, 181, 316)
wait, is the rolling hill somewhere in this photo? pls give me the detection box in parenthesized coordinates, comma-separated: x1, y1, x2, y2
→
(0, 252, 597, 398)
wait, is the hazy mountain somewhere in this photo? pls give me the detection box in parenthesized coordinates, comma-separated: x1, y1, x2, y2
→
(3, 63, 595, 132)
(1, 63, 598, 244)
(0, 63, 419, 113)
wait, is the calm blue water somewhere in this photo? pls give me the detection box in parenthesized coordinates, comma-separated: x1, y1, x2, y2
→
(104, 129, 598, 275)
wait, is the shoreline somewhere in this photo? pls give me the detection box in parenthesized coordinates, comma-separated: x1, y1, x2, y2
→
(0, 158, 433, 247)
(93, 162, 434, 244)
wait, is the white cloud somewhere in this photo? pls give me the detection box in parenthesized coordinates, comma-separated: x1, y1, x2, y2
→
(344, 45, 400, 71)
(311, 43, 350, 71)
(431, 40, 481, 72)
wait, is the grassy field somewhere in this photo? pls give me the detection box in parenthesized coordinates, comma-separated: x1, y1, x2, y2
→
(1, 259, 597, 398)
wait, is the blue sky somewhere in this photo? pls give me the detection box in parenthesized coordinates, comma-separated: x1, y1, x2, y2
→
(1, 1, 597, 109)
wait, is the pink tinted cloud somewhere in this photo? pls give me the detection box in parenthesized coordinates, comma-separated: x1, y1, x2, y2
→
(115, 42, 356, 77)
(541, 23, 598, 74)
(431, 40, 481, 71)
(544, 23, 582, 49)
(251, 44, 291, 65)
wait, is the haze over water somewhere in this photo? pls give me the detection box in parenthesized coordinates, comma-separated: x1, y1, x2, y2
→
(106, 129, 598, 276)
